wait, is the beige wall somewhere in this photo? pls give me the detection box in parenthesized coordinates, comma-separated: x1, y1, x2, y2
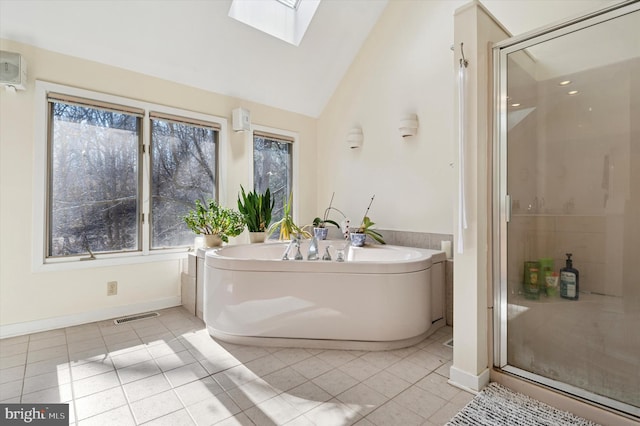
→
(316, 0, 462, 234)
(0, 38, 317, 330)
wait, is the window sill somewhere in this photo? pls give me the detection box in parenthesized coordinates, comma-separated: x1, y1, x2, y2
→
(33, 250, 191, 273)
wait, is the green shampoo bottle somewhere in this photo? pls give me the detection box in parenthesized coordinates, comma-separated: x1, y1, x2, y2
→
(560, 253, 579, 300)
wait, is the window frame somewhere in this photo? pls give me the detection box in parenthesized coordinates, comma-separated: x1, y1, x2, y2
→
(249, 124, 299, 223)
(33, 81, 227, 271)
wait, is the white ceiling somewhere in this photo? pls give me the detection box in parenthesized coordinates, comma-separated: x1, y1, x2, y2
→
(0, 0, 620, 117)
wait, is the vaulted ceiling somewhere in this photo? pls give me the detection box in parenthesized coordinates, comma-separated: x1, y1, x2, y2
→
(0, 0, 618, 117)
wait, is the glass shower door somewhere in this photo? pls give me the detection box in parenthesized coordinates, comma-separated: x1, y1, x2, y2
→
(495, 2, 640, 417)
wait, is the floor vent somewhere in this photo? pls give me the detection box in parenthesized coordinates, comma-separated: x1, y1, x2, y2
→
(113, 312, 159, 325)
(444, 338, 454, 349)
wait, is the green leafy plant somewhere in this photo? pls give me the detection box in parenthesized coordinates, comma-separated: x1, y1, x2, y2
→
(184, 199, 246, 243)
(267, 192, 310, 240)
(237, 186, 274, 232)
(353, 195, 385, 244)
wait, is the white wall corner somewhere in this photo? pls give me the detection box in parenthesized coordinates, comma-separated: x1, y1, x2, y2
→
(0, 296, 181, 339)
(449, 365, 490, 393)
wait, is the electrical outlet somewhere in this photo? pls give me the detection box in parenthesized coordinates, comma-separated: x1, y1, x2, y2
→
(107, 281, 118, 296)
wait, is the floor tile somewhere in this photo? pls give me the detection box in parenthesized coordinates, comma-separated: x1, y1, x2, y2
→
(312, 368, 359, 397)
(26, 345, 68, 364)
(338, 357, 381, 382)
(116, 359, 161, 384)
(122, 372, 171, 403)
(174, 376, 225, 407)
(154, 350, 197, 372)
(244, 353, 288, 377)
(71, 359, 114, 381)
(29, 329, 65, 341)
(365, 399, 425, 426)
(263, 366, 309, 394)
(25, 356, 70, 378)
(186, 393, 241, 426)
(143, 408, 195, 425)
(226, 378, 279, 410)
(435, 360, 452, 378)
(215, 412, 258, 426)
(291, 356, 333, 380)
(281, 381, 332, 414)
(359, 351, 402, 370)
(315, 350, 358, 368)
(199, 353, 242, 376)
(22, 368, 71, 395)
(272, 348, 314, 365)
(0, 353, 27, 369)
(0, 365, 26, 384)
(147, 339, 187, 359)
(393, 385, 448, 419)
(163, 362, 209, 388)
(362, 370, 412, 399)
(110, 347, 153, 369)
(74, 386, 127, 421)
(27, 335, 67, 352)
(384, 358, 430, 384)
(21, 383, 72, 403)
(428, 401, 464, 425)
(0, 379, 24, 400)
(213, 364, 260, 391)
(130, 389, 183, 424)
(72, 370, 120, 400)
(285, 414, 316, 425)
(67, 337, 107, 355)
(303, 397, 362, 426)
(405, 350, 446, 372)
(0, 342, 28, 357)
(336, 383, 387, 417)
(415, 372, 460, 401)
(244, 394, 302, 425)
(77, 405, 135, 426)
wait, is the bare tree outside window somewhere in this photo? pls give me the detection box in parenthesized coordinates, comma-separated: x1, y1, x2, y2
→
(151, 118, 217, 248)
(253, 135, 292, 236)
(49, 102, 140, 257)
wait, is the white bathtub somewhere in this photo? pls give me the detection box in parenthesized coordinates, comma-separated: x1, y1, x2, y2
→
(204, 240, 446, 350)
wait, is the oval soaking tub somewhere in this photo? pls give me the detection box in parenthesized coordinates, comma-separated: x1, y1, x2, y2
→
(204, 240, 446, 350)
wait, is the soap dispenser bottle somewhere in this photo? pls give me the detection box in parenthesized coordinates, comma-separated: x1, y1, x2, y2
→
(560, 253, 579, 300)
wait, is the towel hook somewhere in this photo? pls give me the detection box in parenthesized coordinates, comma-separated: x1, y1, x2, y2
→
(460, 42, 468, 68)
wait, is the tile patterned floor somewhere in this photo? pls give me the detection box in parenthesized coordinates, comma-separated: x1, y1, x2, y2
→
(0, 307, 472, 425)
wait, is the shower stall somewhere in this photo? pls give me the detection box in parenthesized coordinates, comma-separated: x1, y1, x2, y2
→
(493, 1, 639, 418)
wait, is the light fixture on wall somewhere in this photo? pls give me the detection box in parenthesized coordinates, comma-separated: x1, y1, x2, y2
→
(399, 114, 418, 138)
(347, 128, 363, 149)
(0, 50, 27, 92)
(232, 107, 251, 132)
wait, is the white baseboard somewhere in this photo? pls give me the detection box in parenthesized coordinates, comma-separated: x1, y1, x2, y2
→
(0, 296, 181, 339)
(448, 365, 491, 393)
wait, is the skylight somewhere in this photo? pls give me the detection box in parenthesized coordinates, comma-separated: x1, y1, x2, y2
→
(229, 0, 321, 47)
(276, 0, 301, 10)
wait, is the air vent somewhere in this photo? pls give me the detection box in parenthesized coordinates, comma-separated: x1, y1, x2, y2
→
(113, 312, 159, 325)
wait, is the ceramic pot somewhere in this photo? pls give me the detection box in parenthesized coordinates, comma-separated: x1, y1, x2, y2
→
(350, 233, 366, 247)
(203, 234, 223, 248)
(313, 227, 328, 240)
(249, 232, 266, 243)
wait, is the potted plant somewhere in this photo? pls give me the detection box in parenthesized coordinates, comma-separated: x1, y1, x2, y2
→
(184, 199, 246, 247)
(267, 192, 310, 241)
(312, 192, 342, 240)
(237, 185, 274, 243)
(350, 195, 386, 247)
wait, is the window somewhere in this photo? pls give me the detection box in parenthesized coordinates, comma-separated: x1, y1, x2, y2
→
(150, 113, 218, 248)
(37, 82, 222, 266)
(48, 94, 143, 258)
(253, 130, 293, 228)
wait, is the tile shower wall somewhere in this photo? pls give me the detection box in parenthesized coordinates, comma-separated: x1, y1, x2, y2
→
(507, 215, 622, 297)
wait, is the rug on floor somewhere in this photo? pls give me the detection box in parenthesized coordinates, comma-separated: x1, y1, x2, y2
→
(446, 382, 601, 426)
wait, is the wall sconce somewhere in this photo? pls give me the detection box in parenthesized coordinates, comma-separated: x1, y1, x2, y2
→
(399, 114, 418, 138)
(232, 107, 251, 132)
(347, 128, 363, 149)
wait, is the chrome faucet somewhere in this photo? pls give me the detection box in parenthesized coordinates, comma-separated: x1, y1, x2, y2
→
(307, 233, 319, 260)
(282, 240, 294, 260)
(293, 234, 304, 260)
